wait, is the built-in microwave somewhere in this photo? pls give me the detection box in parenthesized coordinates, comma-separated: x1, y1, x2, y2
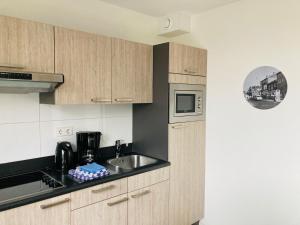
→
(169, 83, 206, 123)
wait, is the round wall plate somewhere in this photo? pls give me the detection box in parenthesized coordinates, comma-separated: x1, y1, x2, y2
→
(243, 66, 288, 110)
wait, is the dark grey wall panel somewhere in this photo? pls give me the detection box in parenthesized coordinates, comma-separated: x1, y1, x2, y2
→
(133, 43, 169, 161)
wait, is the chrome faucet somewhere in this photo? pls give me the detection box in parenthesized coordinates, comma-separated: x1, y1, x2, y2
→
(115, 140, 123, 158)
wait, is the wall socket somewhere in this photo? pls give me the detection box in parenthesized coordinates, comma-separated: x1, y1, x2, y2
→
(56, 127, 73, 137)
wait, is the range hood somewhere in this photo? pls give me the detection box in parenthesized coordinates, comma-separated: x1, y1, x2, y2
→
(0, 70, 64, 94)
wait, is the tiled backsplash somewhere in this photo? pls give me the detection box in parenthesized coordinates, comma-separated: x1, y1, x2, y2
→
(0, 93, 132, 164)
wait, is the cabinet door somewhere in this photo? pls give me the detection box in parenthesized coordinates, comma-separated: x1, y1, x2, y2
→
(0, 15, 54, 73)
(112, 38, 153, 104)
(134, 43, 153, 103)
(55, 27, 111, 104)
(0, 194, 71, 225)
(128, 181, 169, 225)
(168, 121, 205, 225)
(71, 178, 127, 210)
(71, 194, 128, 225)
(169, 43, 207, 76)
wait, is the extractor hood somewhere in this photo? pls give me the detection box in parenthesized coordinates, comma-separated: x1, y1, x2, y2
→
(0, 70, 64, 94)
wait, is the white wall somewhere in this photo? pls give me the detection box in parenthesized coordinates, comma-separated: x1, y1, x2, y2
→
(0, 0, 165, 164)
(0, 93, 132, 163)
(171, 0, 300, 224)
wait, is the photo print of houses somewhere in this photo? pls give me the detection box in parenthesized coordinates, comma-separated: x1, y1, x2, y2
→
(243, 66, 288, 110)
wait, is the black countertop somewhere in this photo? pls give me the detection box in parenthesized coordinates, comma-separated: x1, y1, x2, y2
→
(0, 155, 170, 212)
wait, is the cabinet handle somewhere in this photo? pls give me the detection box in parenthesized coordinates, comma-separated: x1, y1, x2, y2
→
(91, 184, 116, 193)
(115, 98, 134, 102)
(40, 198, 70, 209)
(91, 98, 111, 103)
(107, 197, 129, 206)
(131, 190, 151, 198)
(0, 64, 26, 69)
(171, 124, 188, 129)
(184, 69, 196, 74)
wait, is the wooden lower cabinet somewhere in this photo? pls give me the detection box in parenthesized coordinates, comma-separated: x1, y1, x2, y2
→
(169, 121, 205, 225)
(128, 180, 169, 225)
(71, 193, 128, 225)
(0, 194, 71, 225)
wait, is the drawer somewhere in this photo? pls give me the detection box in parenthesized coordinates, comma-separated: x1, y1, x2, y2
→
(71, 178, 127, 210)
(128, 167, 169, 192)
(0, 194, 71, 225)
(169, 73, 207, 85)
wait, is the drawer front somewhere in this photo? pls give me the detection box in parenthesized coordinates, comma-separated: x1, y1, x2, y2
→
(0, 194, 71, 225)
(169, 73, 206, 85)
(71, 194, 128, 225)
(71, 178, 127, 210)
(128, 167, 169, 192)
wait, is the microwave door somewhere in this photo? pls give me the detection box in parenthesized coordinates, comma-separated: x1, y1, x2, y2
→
(175, 92, 197, 116)
(169, 83, 206, 123)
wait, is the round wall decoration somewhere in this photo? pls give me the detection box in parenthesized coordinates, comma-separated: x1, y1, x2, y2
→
(243, 66, 288, 110)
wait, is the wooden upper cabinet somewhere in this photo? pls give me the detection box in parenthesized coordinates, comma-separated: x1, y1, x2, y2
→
(54, 27, 111, 104)
(169, 42, 207, 76)
(112, 38, 153, 104)
(0, 15, 54, 73)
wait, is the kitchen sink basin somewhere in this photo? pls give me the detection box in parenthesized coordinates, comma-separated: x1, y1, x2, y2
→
(107, 155, 159, 170)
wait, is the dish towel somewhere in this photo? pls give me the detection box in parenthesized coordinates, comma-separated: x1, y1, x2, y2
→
(68, 163, 110, 182)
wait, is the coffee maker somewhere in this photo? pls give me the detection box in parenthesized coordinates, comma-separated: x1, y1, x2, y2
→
(76, 131, 101, 165)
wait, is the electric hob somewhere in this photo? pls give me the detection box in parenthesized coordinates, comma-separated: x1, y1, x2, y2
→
(0, 171, 63, 205)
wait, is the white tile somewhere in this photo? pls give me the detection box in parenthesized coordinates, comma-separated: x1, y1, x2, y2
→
(40, 119, 101, 156)
(103, 104, 132, 118)
(40, 104, 103, 121)
(0, 122, 40, 164)
(0, 93, 39, 124)
(101, 116, 132, 147)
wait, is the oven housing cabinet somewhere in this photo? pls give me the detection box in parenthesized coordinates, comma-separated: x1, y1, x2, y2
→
(133, 42, 206, 161)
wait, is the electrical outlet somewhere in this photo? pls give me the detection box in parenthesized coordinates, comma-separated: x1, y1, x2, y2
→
(56, 127, 73, 137)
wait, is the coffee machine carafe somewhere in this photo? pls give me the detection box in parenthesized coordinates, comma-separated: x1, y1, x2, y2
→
(76, 131, 101, 164)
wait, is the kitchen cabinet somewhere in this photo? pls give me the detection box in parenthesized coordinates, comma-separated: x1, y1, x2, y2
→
(0, 194, 71, 225)
(169, 42, 207, 76)
(128, 180, 169, 225)
(0, 15, 54, 73)
(112, 38, 153, 104)
(70, 178, 127, 210)
(128, 166, 169, 192)
(168, 121, 205, 225)
(71, 194, 128, 225)
(53, 31, 152, 104)
(54, 27, 111, 104)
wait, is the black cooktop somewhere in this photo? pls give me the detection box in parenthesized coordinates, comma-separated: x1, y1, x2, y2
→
(0, 171, 63, 205)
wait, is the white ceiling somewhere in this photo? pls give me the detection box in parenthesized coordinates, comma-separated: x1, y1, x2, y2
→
(99, 0, 240, 17)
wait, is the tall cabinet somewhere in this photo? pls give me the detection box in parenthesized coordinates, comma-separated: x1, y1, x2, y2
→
(133, 42, 207, 225)
(169, 121, 205, 225)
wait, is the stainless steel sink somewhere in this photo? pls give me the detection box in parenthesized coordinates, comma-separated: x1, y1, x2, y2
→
(107, 155, 159, 170)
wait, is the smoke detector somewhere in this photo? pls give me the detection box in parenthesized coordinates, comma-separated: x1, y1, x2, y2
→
(159, 12, 191, 37)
